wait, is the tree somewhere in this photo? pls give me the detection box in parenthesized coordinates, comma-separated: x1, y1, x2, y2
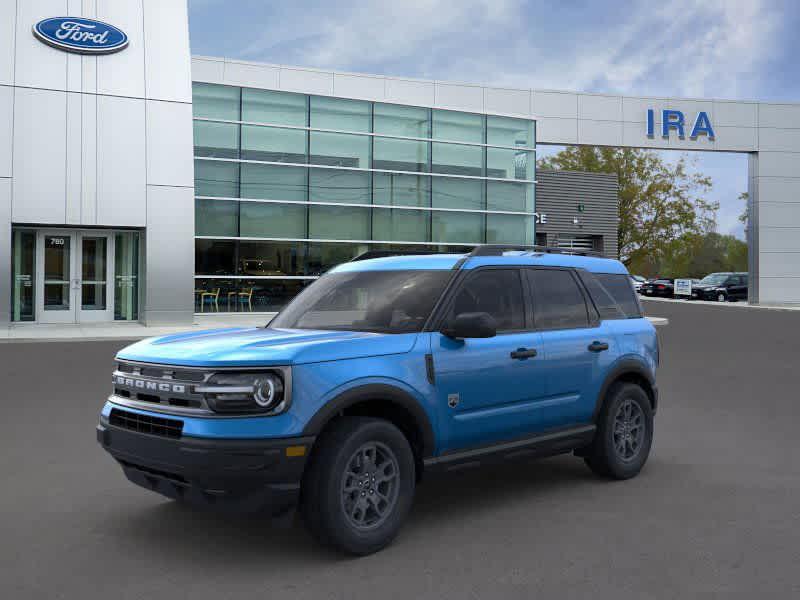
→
(538, 147, 718, 274)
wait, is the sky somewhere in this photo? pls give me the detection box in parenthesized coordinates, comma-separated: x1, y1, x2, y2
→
(188, 0, 800, 240)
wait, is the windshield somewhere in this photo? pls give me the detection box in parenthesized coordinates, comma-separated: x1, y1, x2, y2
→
(270, 270, 451, 333)
(699, 273, 729, 285)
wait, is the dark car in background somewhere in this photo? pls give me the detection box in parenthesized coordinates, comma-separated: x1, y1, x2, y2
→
(640, 279, 674, 298)
(691, 272, 749, 302)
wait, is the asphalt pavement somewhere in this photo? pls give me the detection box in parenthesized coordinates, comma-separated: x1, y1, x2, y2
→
(1, 299, 799, 599)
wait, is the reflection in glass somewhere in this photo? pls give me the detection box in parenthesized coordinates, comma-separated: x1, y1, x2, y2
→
(374, 104, 429, 137)
(241, 125, 307, 163)
(11, 230, 35, 321)
(81, 237, 107, 310)
(431, 177, 484, 210)
(193, 121, 239, 159)
(44, 235, 71, 311)
(486, 214, 533, 245)
(373, 173, 430, 207)
(309, 169, 370, 204)
(432, 211, 484, 244)
(486, 116, 534, 148)
(309, 205, 370, 240)
(241, 163, 307, 201)
(487, 181, 534, 212)
(432, 110, 484, 143)
(431, 142, 483, 176)
(311, 96, 370, 131)
(114, 232, 139, 321)
(310, 132, 370, 168)
(239, 202, 307, 239)
(192, 83, 240, 120)
(486, 148, 533, 180)
(242, 88, 307, 126)
(306, 242, 369, 275)
(373, 137, 428, 172)
(195, 240, 236, 275)
(196, 199, 239, 237)
(238, 241, 306, 276)
(372, 208, 430, 242)
(195, 160, 239, 198)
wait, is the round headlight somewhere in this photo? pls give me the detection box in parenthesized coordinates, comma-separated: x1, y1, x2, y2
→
(254, 375, 283, 409)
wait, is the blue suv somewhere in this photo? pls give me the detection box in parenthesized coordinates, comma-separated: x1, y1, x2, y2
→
(97, 246, 659, 555)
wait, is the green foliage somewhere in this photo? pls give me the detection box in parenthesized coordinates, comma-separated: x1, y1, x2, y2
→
(538, 146, 718, 269)
(633, 232, 748, 278)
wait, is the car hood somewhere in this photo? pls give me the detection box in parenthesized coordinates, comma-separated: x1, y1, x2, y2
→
(116, 327, 419, 367)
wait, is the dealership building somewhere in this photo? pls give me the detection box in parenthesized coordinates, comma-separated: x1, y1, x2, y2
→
(2, 1, 800, 327)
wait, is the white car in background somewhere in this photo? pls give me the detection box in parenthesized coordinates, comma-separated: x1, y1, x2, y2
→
(630, 274, 646, 292)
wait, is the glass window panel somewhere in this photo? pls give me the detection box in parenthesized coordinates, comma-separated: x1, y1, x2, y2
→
(192, 83, 240, 120)
(527, 269, 589, 330)
(240, 163, 307, 201)
(372, 208, 430, 242)
(242, 88, 307, 126)
(239, 201, 307, 239)
(310, 96, 370, 131)
(195, 240, 236, 275)
(114, 232, 139, 321)
(81, 236, 107, 311)
(486, 116, 534, 148)
(44, 235, 71, 311)
(486, 148, 533, 180)
(310, 131, 369, 168)
(238, 241, 307, 277)
(306, 242, 370, 275)
(486, 214, 532, 245)
(196, 199, 239, 237)
(309, 205, 370, 240)
(373, 137, 428, 172)
(194, 160, 239, 198)
(193, 121, 239, 158)
(374, 103, 429, 137)
(309, 168, 370, 204)
(486, 181, 534, 212)
(431, 142, 483, 176)
(249, 279, 313, 312)
(432, 110, 484, 143)
(241, 125, 306, 163)
(11, 230, 35, 322)
(373, 173, 430, 207)
(431, 177, 484, 210)
(447, 270, 525, 332)
(431, 211, 484, 244)
(194, 278, 236, 313)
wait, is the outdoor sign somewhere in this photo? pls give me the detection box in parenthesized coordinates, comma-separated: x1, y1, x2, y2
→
(674, 279, 693, 297)
(647, 109, 715, 140)
(32, 17, 129, 54)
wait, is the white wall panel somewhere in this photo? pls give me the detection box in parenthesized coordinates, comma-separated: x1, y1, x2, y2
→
(65, 92, 82, 223)
(96, 0, 145, 98)
(533, 91, 577, 119)
(713, 101, 757, 128)
(758, 226, 800, 251)
(191, 57, 225, 83)
(96, 95, 146, 225)
(279, 67, 334, 95)
(578, 119, 623, 146)
(757, 177, 800, 204)
(713, 126, 757, 152)
(759, 128, 800, 153)
(143, 0, 191, 102)
(484, 87, 530, 117)
(758, 201, 800, 228)
(621, 97, 655, 123)
(759, 103, 800, 129)
(578, 95, 622, 121)
(14, 0, 69, 90)
(80, 92, 97, 224)
(757, 152, 800, 178)
(759, 277, 800, 304)
(536, 117, 577, 145)
(435, 82, 483, 112)
(0, 0, 15, 85)
(385, 78, 435, 107)
(622, 121, 665, 149)
(0, 177, 11, 324)
(333, 73, 384, 101)
(11, 87, 66, 223)
(223, 61, 279, 89)
(0, 85, 12, 178)
(146, 100, 193, 187)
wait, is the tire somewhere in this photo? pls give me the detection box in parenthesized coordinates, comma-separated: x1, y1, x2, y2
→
(584, 382, 653, 480)
(717, 292, 727, 302)
(301, 417, 415, 555)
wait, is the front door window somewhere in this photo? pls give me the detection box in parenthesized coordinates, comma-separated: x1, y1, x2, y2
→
(43, 235, 72, 314)
(81, 237, 108, 312)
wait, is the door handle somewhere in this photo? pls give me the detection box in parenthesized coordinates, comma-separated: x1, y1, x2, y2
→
(588, 341, 609, 352)
(510, 348, 537, 359)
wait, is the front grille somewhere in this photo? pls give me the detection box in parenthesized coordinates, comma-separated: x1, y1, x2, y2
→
(109, 408, 184, 439)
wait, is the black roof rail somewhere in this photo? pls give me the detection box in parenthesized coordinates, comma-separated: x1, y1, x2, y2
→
(350, 249, 441, 262)
(468, 244, 604, 258)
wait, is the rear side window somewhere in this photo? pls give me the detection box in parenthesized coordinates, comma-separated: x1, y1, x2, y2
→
(585, 272, 643, 319)
(526, 269, 589, 330)
(449, 269, 526, 332)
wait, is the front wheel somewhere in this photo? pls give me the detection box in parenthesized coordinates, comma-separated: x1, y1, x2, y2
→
(717, 292, 727, 302)
(301, 417, 415, 555)
(584, 382, 653, 480)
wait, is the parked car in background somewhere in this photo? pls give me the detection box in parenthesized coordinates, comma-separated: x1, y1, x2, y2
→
(630, 275, 646, 292)
(640, 279, 674, 298)
(691, 272, 749, 302)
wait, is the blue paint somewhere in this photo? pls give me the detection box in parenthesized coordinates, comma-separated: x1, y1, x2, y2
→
(33, 17, 128, 54)
(661, 109, 685, 138)
(690, 111, 715, 139)
(646, 108, 655, 138)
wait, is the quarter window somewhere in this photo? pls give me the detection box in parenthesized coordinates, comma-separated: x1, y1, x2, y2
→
(584, 272, 642, 319)
(448, 269, 525, 332)
(527, 269, 589, 329)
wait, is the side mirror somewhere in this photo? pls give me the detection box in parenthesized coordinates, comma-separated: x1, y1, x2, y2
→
(442, 312, 497, 339)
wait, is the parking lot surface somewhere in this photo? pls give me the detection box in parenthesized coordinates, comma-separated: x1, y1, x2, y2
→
(2, 300, 799, 599)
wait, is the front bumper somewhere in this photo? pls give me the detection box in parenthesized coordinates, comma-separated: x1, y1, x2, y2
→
(97, 416, 314, 515)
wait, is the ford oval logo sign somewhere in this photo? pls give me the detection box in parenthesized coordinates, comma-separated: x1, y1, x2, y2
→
(32, 17, 128, 55)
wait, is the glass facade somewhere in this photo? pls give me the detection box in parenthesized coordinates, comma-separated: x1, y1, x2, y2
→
(192, 82, 536, 312)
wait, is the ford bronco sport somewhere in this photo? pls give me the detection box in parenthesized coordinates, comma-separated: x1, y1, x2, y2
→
(97, 245, 659, 555)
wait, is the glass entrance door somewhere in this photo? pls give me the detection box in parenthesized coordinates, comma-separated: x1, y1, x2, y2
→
(35, 231, 114, 323)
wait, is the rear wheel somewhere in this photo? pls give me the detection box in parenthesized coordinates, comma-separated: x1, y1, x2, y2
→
(584, 382, 653, 479)
(301, 417, 415, 555)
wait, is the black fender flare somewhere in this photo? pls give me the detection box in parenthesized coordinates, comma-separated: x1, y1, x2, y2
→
(302, 383, 436, 458)
(593, 358, 657, 420)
